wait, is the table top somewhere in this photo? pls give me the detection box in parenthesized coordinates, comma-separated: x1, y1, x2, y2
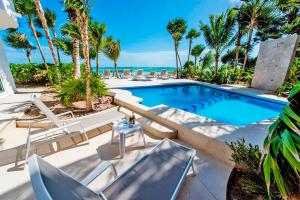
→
(113, 120, 142, 134)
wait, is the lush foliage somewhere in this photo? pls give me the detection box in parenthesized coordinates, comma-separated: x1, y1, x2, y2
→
(10, 63, 75, 85)
(56, 74, 109, 106)
(228, 138, 280, 199)
(262, 82, 300, 198)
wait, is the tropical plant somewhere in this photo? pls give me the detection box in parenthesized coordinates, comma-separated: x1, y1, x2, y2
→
(200, 9, 236, 79)
(35, 8, 61, 63)
(103, 37, 121, 78)
(13, 0, 47, 67)
(186, 28, 200, 63)
(4, 30, 36, 63)
(61, 21, 81, 79)
(191, 44, 205, 67)
(89, 20, 106, 75)
(262, 82, 300, 199)
(63, 0, 93, 111)
(33, 0, 58, 64)
(167, 18, 187, 78)
(240, 0, 276, 68)
(56, 74, 108, 106)
(200, 51, 214, 69)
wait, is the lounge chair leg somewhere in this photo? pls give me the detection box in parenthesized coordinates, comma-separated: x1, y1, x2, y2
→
(111, 164, 118, 178)
(140, 128, 147, 147)
(25, 136, 31, 162)
(111, 128, 115, 144)
(192, 159, 196, 176)
(83, 131, 90, 144)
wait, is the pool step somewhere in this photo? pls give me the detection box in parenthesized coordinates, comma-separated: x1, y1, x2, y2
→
(118, 107, 178, 139)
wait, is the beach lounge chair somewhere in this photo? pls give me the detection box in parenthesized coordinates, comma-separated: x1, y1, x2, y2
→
(169, 70, 177, 79)
(159, 69, 169, 80)
(103, 70, 111, 79)
(25, 94, 125, 160)
(133, 69, 147, 81)
(28, 139, 196, 200)
(146, 71, 156, 79)
(122, 70, 131, 79)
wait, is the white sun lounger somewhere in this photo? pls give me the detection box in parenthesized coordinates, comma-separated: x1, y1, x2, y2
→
(122, 70, 132, 79)
(25, 94, 125, 160)
(103, 70, 111, 79)
(28, 139, 196, 200)
(159, 70, 169, 80)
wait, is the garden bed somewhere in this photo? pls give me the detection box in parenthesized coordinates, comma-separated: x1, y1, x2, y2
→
(21, 87, 115, 120)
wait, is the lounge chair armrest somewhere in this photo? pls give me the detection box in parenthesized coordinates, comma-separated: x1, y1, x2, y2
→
(56, 111, 75, 118)
(80, 161, 117, 186)
(29, 121, 82, 141)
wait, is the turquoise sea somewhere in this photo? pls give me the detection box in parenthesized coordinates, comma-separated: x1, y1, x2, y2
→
(91, 66, 176, 74)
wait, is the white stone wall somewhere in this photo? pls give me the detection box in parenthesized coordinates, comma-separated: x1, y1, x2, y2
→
(0, 43, 16, 97)
(251, 34, 300, 91)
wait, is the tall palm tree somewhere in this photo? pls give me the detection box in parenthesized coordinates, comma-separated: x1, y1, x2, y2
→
(36, 8, 61, 63)
(103, 37, 121, 78)
(64, 0, 93, 111)
(201, 51, 214, 69)
(167, 18, 187, 78)
(232, 6, 247, 68)
(200, 9, 236, 78)
(89, 20, 106, 75)
(240, 0, 276, 69)
(186, 28, 200, 63)
(61, 21, 81, 79)
(5, 30, 36, 63)
(191, 44, 205, 67)
(13, 0, 47, 67)
(54, 37, 73, 59)
(33, 0, 58, 65)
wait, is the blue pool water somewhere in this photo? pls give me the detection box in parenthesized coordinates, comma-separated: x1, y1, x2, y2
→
(125, 84, 286, 126)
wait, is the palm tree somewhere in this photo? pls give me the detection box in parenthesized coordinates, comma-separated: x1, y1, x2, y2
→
(240, 0, 276, 69)
(103, 37, 121, 78)
(167, 18, 187, 78)
(33, 0, 58, 65)
(54, 37, 73, 58)
(61, 21, 81, 79)
(13, 0, 47, 67)
(36, 8, 61, 63)
(200, 9, 236, 78)
(191, 44, 205, 67)
(89, 20, 106, 75)
(64, 0, 93, 111)
(5, 29, 36, 63)
(186, 28, 200, 63)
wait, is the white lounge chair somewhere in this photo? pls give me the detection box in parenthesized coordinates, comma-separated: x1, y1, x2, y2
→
(28, 139, 196, 200)
(25, 94, 125, 160)
(122, 70, 131, 79)
(169, 70, 177, 79)
(133, 69, 149, 81)
(146, 71, 156, 79)
(103, 70, 111, 79)
(159, 70, 169, 80)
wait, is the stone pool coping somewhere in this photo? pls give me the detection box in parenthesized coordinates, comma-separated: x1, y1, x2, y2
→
(111, 80, 287, 166)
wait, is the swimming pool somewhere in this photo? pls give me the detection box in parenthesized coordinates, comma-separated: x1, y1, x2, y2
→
(125, 84, 286, 126)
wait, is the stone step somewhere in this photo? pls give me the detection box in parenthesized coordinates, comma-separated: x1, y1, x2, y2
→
(118, 107, 178, 139)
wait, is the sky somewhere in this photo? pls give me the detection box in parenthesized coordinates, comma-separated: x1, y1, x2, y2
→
(0, 0, 259, 67)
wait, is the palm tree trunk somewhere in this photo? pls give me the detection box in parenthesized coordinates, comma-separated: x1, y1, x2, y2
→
(178, 53, 183, 70)
(234, 32, 241, 68)
(187, 38, 192, 63)
(243, 24, 254, 69)
(73, 39, 81, 79)
(52, 28, 61, 64)
(174, 39, 179, 79)
(79, 13, 92, 111)
(96, 50, 99, 75)
(114, 61, 119, 78)
(214, 51, 219, 79)
(33, 0, 58, 65)
(26, 49, 32, 63)
(29, 19, 47, 68)
(194, 56, 196, 67)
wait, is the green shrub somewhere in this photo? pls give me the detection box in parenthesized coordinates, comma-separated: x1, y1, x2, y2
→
(56, 74, 109, 106)
(10, 63, 76, 85)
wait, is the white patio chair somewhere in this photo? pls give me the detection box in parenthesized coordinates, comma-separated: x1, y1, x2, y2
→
(159, 70, 169, 80)
(25, 94, 125, 160)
